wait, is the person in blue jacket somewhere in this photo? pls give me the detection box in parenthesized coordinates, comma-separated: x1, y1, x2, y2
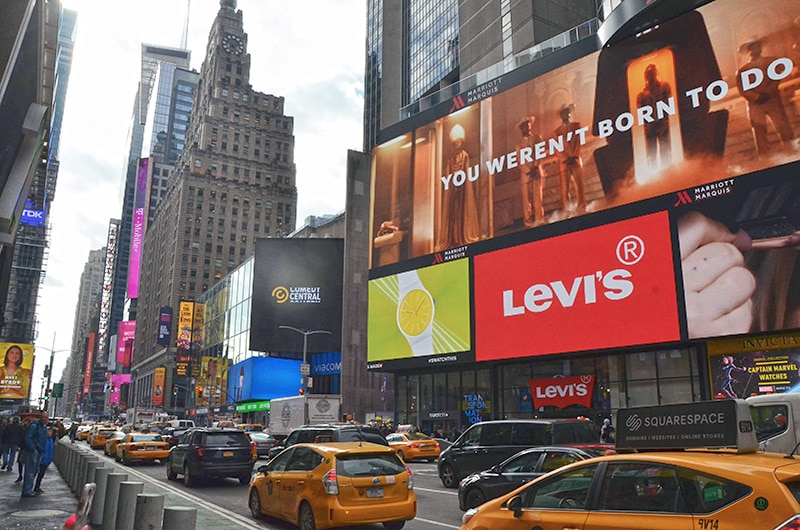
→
(33, 426, 55, 494)
(21, 411, 48, 498)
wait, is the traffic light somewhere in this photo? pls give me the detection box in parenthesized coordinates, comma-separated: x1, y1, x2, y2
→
(173, 385, 178, 397)
(43, 388, 50, 401)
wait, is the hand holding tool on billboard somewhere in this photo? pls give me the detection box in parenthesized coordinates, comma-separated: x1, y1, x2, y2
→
(678, 211, 755, 339)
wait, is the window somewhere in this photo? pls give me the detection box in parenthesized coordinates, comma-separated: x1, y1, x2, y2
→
(598, 463, 682, 513)
(752, 404, 790, 442)
(521, 464, 598, 510)
(501, 451, 542, 474)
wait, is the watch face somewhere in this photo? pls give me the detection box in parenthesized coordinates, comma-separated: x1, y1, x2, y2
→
(222, 34, 244, 55)
(398, 289, 434, 336)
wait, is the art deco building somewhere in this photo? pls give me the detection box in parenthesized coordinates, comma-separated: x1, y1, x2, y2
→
(131, 0, 297, 408)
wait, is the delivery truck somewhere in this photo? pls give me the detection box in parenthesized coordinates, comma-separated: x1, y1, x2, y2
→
(268, 394, 341, 436)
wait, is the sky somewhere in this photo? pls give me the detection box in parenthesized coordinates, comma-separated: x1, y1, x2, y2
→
(32, 0, 367, 404)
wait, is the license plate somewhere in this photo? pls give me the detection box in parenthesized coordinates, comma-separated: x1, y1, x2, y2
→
(366, 487, 384, 498)
(146, 447, 156, 450)
(223, 451, 234, 457)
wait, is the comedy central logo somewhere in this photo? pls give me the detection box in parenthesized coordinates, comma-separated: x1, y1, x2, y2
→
(271, 286, 290, 304)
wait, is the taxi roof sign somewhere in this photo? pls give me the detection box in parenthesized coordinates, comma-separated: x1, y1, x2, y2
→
(616, 399, 757, 453)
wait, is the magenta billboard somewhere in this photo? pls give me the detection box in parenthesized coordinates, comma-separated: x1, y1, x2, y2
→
(127, 158, 150, 298)
(116, 320, 136, 366)
(109, 373, 131, 405)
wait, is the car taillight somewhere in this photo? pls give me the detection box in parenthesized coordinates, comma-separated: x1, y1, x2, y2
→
(129, 445, 138, 452)
(251, 442, 258, 460)
(775, 515, 800, 530)
(405, 465, 413, 489)
(322, 469, 339, 495)
(409, 443, 421, 449)
(194, 446, 205, 458)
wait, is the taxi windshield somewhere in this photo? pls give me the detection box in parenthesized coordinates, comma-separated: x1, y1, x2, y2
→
(337, 453, 405, 477)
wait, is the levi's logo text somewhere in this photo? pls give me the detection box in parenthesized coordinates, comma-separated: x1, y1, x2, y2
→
(271, 285, 321, 304)
(473, 212, 680, 360)
(530, 375, 595, 409)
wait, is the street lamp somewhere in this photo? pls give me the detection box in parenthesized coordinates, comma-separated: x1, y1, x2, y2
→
(34, 336, 72, 414)
(278, 325, 331, 423)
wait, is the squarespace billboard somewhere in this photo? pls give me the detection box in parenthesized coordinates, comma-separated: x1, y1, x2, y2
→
(367, 0, 800, 371)
(250, 238, 344, 354)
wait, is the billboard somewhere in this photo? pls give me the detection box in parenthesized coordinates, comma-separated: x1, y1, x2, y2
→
(109, 373, 131, 406)
(127, 157, 151, 299)
(157, 307, 172, 346)
(116, 320, 136, 366)
(20, 202, 45, 227)
(226, 356, 303, 402)
(0, 343, 34, 400)
(367, 0, 800, 369)
(152, 366, 165, 406)
(250, 238, 344, 353)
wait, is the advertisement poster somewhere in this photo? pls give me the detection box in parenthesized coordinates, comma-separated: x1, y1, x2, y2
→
(157, 306, 172, 346)
(177, 301, 194, 362)
(196, 356, 230, 406)
(0, 343, 34, 400)
(116, 320, 136, 365)
(368, 258, 471, 362)
(152, 366, 165, 406)
(251, 238, 344, 354)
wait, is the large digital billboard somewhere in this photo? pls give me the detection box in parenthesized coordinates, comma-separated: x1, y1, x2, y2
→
(227, 356, 303, 402)
(251, 238, 344, 354)
(367, 0, 800, 370)
(0, 343, 34, 400)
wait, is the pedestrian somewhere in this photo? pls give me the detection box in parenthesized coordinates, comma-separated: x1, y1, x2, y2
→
(0, 417, 7, 462)
(33, 426, 55, 495)
(16, 417, 33, 483)
(68, 421, 79, 444)
(2, 416, 24, 471)
(21, 411, 48, 497)
(600, 418, 615, 444)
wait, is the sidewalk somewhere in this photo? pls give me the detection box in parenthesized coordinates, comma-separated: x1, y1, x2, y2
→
(0, 459, 78, 530)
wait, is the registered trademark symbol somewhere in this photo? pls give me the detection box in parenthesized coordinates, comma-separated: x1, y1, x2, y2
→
(616, 235, 644, 265)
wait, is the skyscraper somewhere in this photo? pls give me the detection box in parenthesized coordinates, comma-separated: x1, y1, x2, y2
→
(131, 0, 297, 408)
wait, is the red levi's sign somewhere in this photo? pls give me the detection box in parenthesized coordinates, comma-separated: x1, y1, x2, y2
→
(474, 211, 680, 361)
(530, 375, 595, 409)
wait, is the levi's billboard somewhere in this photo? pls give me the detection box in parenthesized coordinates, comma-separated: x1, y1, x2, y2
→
(474, 212, 679, 359)
(530, 375, 595, 409)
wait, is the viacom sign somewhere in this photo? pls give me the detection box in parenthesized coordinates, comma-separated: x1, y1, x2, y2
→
(473, 212, 680, 360)
(530, 375, 594, 409)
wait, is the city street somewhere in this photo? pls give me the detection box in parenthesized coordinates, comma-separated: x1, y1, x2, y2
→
(90, 448, 464, 529)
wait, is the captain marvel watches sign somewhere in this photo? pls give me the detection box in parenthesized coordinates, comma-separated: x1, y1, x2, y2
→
(474, 211, 680, 360)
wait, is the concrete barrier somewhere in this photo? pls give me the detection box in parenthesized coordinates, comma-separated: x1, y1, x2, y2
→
(102, 472, 128, 530)
(133, 493, 164, 530)
(92, 467, 111, 527)
(162, 506, 197, 530)
(115, 481, 144, 530)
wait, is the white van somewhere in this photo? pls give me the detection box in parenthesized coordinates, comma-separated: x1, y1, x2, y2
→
(747, 393, 800, 454)
(169, 419, 195, 429)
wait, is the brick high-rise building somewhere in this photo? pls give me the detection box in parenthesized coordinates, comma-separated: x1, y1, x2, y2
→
(131, 0, 297, 411)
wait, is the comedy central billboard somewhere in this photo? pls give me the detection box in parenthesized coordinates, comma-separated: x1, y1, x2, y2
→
(251, 238, 343, 354)
(367, 0, 800, 370)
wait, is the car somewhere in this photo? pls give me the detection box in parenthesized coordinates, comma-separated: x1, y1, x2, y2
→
(77, 424, 93, 441)
(237, 423, 264, 432)
(459, 450, 800, 530)
(268, 423, 389, 459)
(104, 431, 127, 457)
(166, 427, 255, 486)
(89, 427, 119, 449)
(386, 432, 441, 462)
(248, 442, 416, 530)
(247, 431, 276, 458)
(438, 418, 600, 488)
(161, 427, 189, 448)
(116, 432, 170, 465)
(457, 445, 616, 511)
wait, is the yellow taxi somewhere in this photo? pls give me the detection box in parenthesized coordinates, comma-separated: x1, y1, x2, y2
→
(248, 442, 416, 530)
(237, 423, 264, 432)
(461, 400, 800, 530)
(386, 432, 440, 462)
(116, 432, 170, 465)
(89, 427, 118, 449)
(77, 424, 93, 441)
(104, 431, 127, 457)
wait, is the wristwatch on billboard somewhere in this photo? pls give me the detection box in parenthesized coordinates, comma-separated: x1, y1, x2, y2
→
(396, 270, 435, 356)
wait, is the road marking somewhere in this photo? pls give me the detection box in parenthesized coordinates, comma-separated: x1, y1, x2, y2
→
(414, 486, 458, 496)
(88, 451, 262, 529)
(414, 516, 460, 528)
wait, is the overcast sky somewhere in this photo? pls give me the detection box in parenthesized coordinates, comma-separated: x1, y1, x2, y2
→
(33, 0, 366, 404)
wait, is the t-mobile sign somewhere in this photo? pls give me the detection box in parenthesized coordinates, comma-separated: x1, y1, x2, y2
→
(473, 211, 680, 361)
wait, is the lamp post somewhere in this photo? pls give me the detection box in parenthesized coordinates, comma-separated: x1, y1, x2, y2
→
(278, 325, 331, 423)
(34, 334, 72, 414)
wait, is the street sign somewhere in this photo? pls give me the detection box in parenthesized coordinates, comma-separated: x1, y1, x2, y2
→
(51, 382, 64, 398)
(300, 364, 310, 375)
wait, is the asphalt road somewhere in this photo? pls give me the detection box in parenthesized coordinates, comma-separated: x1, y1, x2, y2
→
(89, 447, 465, 529)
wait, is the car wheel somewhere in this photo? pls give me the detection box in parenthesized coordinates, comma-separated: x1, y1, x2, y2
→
(383, 522, 405, 530)
(396, 450, 405, 462)
(465, 488, 487, 509)
(183, 464, 196, 487)
(166, 460, 177, 481)
(115, 452, 121, 463)
(123, 454, 131, 466)
(248, 488, 262, 519)
(298, 501, 316, 530)
(239, 472, 251, 485)
(440, 464, 457, 488)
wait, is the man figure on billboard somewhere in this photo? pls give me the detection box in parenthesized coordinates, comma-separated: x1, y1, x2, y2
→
(516, 116, 546, 227)
(736, 37, 796, 156)
(553, 104, 587, 215)
(636, 64, 672, 168)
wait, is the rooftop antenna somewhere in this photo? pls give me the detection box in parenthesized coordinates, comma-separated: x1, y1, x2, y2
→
(180, 0, 190, 49)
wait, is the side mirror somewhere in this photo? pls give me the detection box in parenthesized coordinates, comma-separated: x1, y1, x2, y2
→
(508, 496, 523, 518)
(491, 465, 501, 474)
(257, 465, 269, 474)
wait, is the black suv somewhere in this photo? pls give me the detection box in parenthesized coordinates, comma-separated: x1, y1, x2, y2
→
(268, 423, 388, 459)
(166, 427, 255, 486)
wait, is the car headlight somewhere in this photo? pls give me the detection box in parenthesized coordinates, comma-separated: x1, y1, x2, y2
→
(459, 474, 479, 488)
(462, 507, 479, 524)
